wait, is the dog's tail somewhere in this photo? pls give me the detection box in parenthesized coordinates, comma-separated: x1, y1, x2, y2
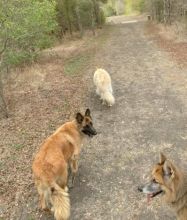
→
(50, 183, 70, 220)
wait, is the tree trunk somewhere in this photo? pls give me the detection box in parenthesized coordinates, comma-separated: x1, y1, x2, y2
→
(163, 0, 167, 24)
(90, 0, 96, 36)
(164, 0, 172, 24)
(0, 73, 8, 118)
(168, 0, 171, 25)
(0, 37, 9, 118)
(92, 0, 100, 27)
(75, 3, 83, 38)
(65, 0, 73, 35)
(91, 10, 96, 36)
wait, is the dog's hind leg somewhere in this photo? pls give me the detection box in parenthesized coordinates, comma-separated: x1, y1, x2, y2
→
(57, 164, 68, 189)
(101, 96, 106, 105)
(96, 88, 100, 96)
(37, 183, 50, 211)
(39, 193, 46, 210)
(100, 92, 105, 103)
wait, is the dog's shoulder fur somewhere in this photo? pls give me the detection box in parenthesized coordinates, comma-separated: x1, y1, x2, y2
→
(32, 120, 82, 181)
(94, 68, 112, 89)
(169, 168, 187, 220)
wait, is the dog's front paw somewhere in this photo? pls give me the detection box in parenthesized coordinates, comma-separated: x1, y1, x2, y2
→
(68, 183, 74, 191)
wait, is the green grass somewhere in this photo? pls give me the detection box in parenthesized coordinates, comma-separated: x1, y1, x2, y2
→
(11, 143, 24, 150)
(27, 217, 35, 220)
(64, 54, 91, 76)
(0, 161, 4, 169)
(64, 25, 114, 76)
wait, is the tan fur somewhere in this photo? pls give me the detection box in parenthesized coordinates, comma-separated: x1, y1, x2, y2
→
(93, 68, 115, 106)
(152, 154, 187, 220)
(32, 110, 95, 220)
(51, 185, 70, 220)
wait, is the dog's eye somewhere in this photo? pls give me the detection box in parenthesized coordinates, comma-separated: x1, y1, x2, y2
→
(153, 178, 158, 183)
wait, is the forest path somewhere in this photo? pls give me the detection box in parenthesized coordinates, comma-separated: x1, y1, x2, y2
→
(71, 16, 187, 220)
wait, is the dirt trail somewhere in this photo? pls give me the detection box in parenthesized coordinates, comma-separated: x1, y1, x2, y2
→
(1, 16, 187, 220)
(70, 17, 187, 220)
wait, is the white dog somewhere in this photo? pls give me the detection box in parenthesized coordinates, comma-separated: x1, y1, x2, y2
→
(93, 68, 115, 106)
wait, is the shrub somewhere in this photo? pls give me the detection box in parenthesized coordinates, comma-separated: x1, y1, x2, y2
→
(103, 5, 116, 17)
(56, 0, 107, 35)
(0, 0, 57, 67)
(0, 0, 57, 117)
(98, 8, 106, 25)
(77, 0, 93, 28)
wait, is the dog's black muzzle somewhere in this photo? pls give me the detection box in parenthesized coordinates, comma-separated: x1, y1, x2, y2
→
(82, 126, 97, 137)
(138, 181, 163, 198)
(91, 128, 97, 136)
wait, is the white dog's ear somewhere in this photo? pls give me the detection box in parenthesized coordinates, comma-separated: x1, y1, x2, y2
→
(85, 108, 91, 117)
(76, 112, 84, 124)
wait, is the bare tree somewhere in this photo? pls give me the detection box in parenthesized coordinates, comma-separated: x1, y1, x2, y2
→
(146, 0, 187, 25)
(0, 21, 9, 118)
(75, 1, 84, 37)
(0, 73, 8, 118)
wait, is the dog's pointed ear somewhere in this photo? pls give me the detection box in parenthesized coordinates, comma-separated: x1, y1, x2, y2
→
(159, 152, 167, 164)
(163, 160, 176, 179)
(85, 108, 91, 117)
(76, 112, 84, 124)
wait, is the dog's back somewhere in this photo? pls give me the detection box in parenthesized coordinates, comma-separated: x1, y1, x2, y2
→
(93, 68, 115, 106)
(33, 121, 80, 181)
(94, 68, 112, 92)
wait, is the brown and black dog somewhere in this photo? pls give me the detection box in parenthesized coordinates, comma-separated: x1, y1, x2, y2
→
(32, 109, 97, 220)
(139, 153, 187, 220)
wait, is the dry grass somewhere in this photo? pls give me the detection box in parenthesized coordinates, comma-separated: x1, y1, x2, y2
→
(145, 21, 187, 68)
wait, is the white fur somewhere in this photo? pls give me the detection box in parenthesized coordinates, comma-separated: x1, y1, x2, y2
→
(93, 68, 115, 106)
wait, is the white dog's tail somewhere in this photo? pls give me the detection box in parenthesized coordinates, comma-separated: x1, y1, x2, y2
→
(50, 183, 70, 220)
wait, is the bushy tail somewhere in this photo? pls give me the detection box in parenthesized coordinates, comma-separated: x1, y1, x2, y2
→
(50, 183, 70, 220)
